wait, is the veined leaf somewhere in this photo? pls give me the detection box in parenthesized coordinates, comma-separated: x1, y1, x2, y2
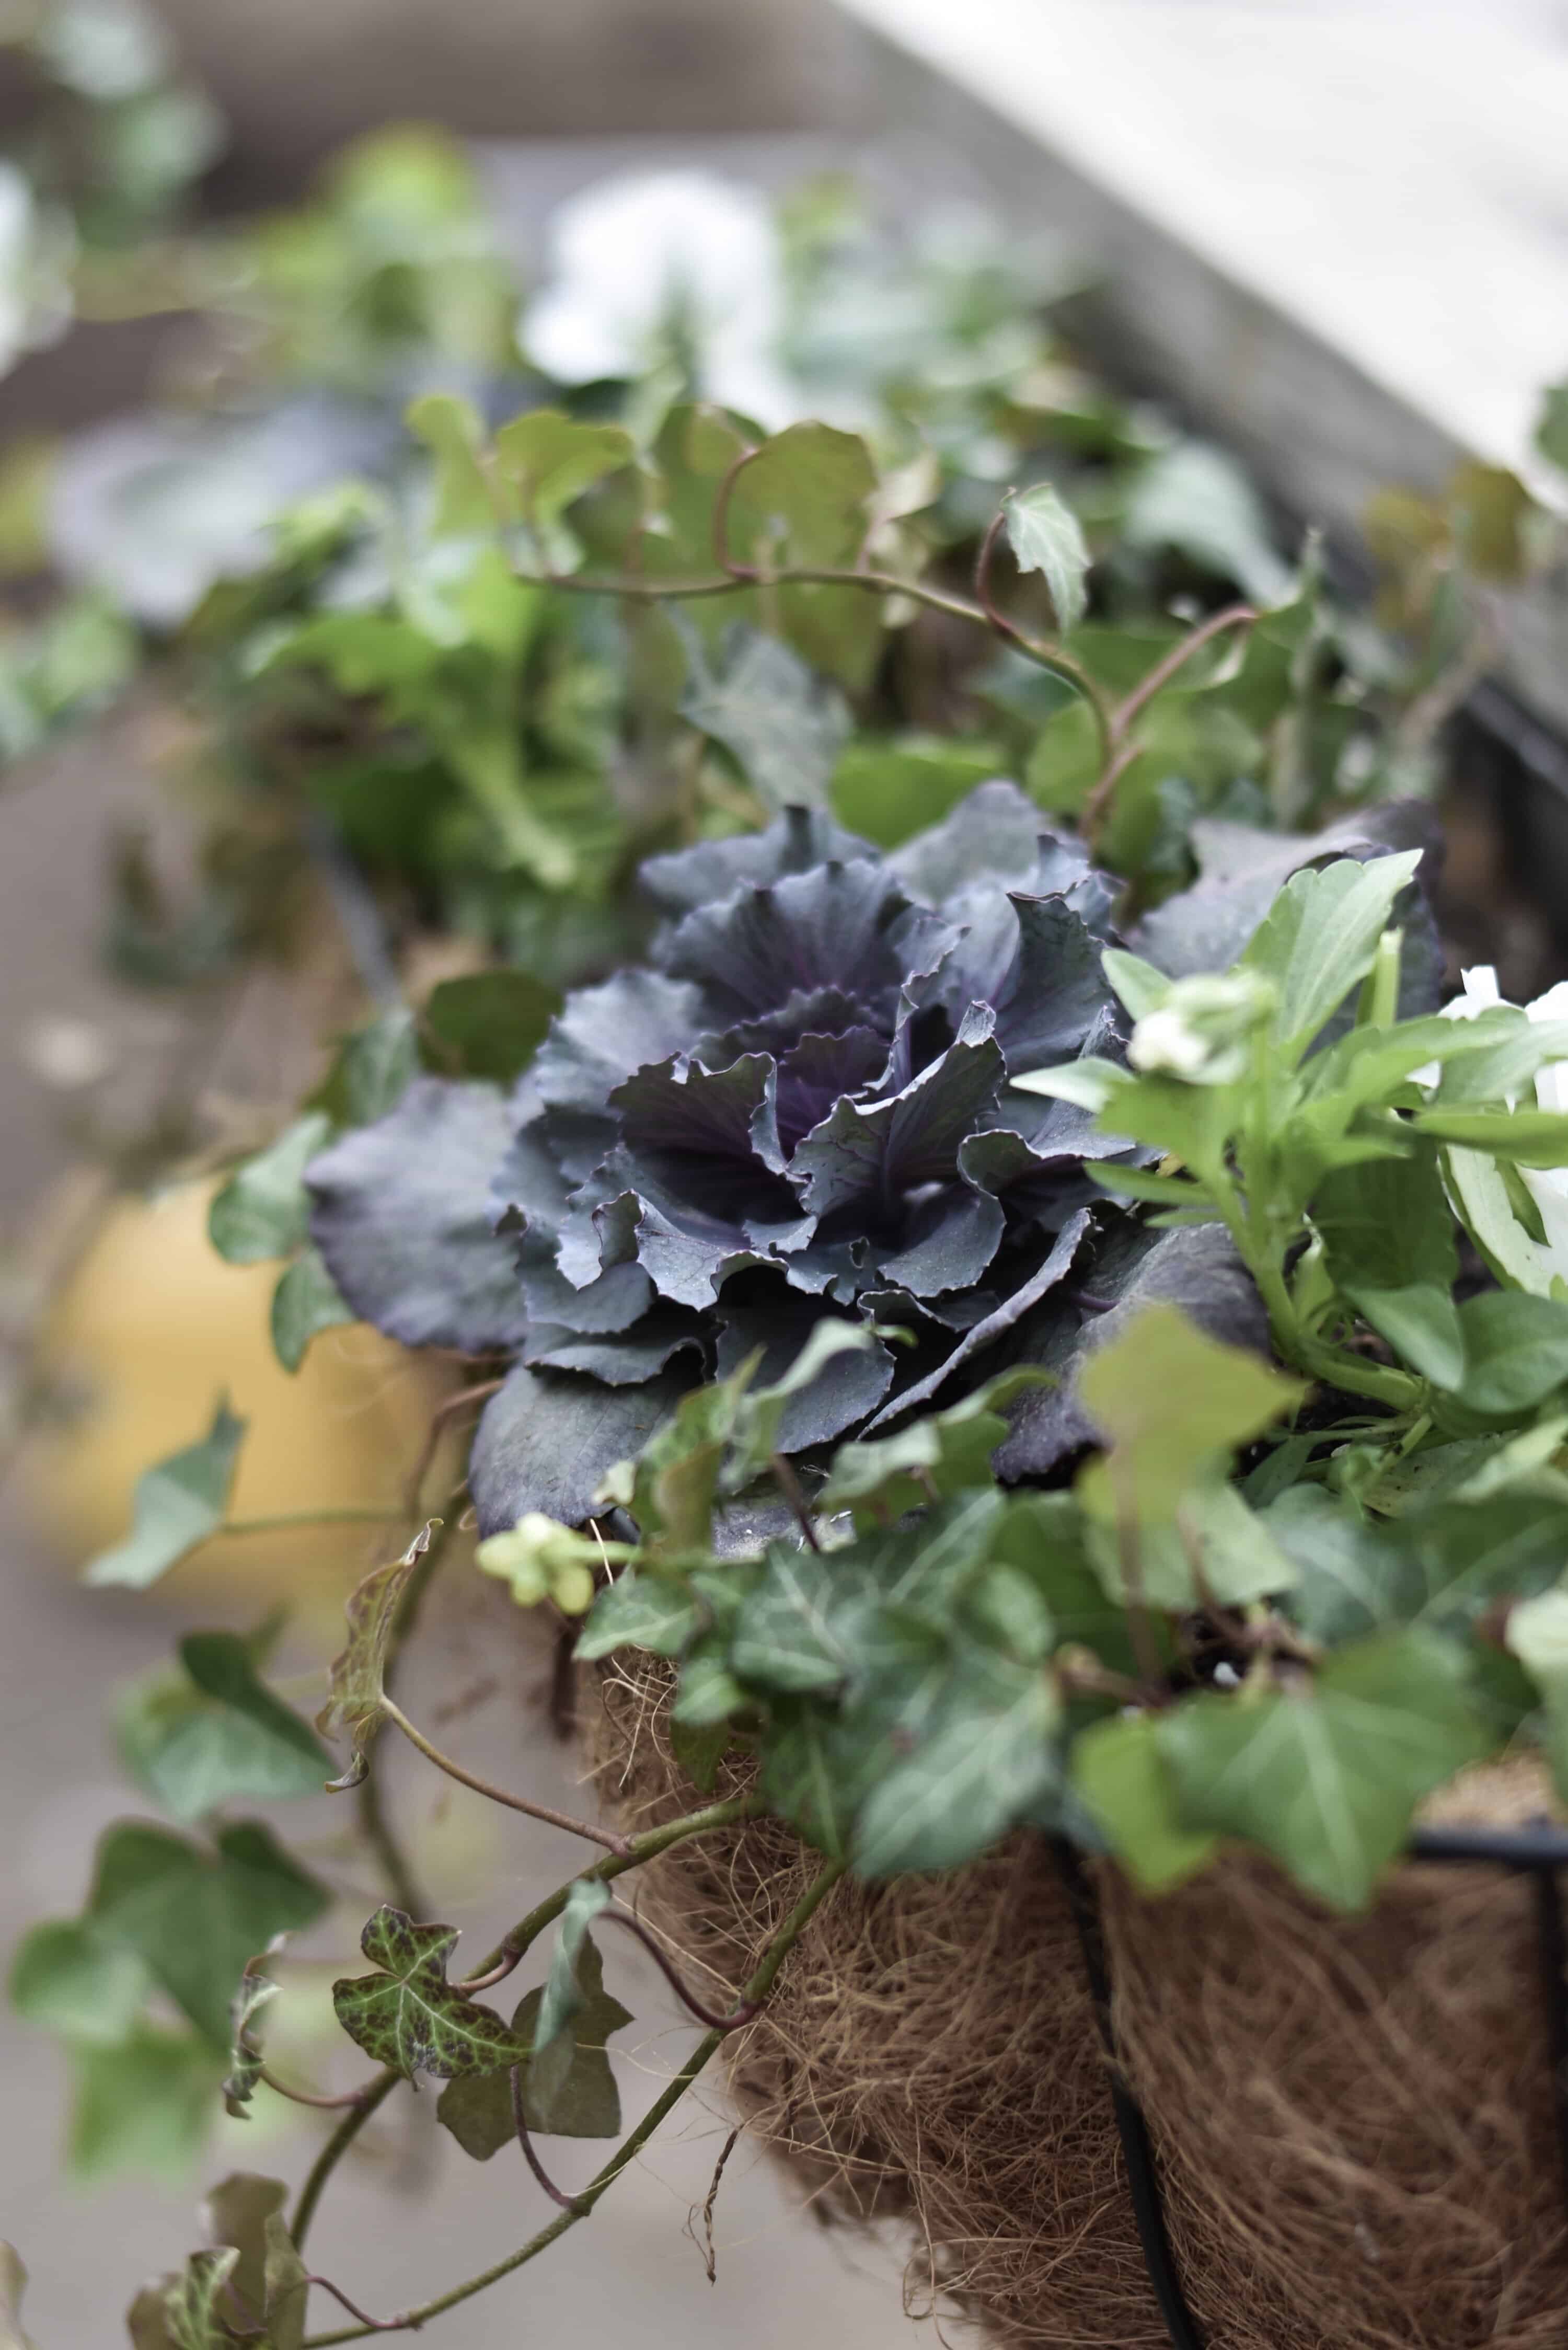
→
(436, 1938, 631, 2153)
(1157, 1629, 1489, 1909)
(208, 1115, 330, 1265)
(1076, 1301, 1304, 1525)
(1001, 480, 1090, 633)
(119, 1630, 332, 1823)
(1241, 853, 1421, 1057)
(528, 1880, 612, 2118)
(269, 1245, 353, 1373)
(333, 1906, 531, 2082)
(1072, 1710, 1217, 1893)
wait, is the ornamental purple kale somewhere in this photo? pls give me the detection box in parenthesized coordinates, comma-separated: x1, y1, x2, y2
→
(306, 782, 1143, 1529)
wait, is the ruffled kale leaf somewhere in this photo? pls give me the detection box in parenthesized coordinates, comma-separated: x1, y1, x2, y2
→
(308, 781, 1190, 1526)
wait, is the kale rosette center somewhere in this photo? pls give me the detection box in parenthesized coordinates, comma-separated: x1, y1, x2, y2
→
(308, 782, 1144, 1525)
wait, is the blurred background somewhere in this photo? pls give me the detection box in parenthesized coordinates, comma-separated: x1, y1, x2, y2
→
(4, 0, 1567, 2343)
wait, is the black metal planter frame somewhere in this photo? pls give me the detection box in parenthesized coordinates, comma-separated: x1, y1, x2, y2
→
(1052, 1822, 1568, 2350)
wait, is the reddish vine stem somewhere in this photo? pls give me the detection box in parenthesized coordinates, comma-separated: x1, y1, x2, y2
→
(1111, 601, 1258, 741)
(401, 1377, 504, 1516)
(711, 441, 763, 580)
(769, 1452, 822, 1553)
(259, 2065, 379, 2113)
(301, 2277, 411, 2336)
(598, 1906, 761, 2034)
(973, 505, 1021, 643)
(379, 1696, 632, 1856)
(511, 2065, 585, 2214)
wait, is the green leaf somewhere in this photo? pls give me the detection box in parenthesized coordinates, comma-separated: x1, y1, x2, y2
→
(207, 1116, 331, 1265)
(528, 1880, 612, 2118)
(670, 1715, 731, 1795)
(727, 1320, 902, 1490)
(573, 1573, 700, 1663)
(333, 1905, 532, 2082)
(1537, 379, 1568, 476)
(1313, 1146, 1466, 1384)
(819, 1370, 1052, 1526)
(160, 2247, 240, 2350)
(1455, 1290, 1568, 1414)
(1001, 481, 1090, 633)
(1506, 1584, 1568, 1804)
(88, 1821, 328, 2049)
(261, 2211, 309, 2350)
(315, 1522, 434, 1790)
(407, 391, 503, 535)
(1071, 1711, 1218, 1893)
(829, 734, 1004, 850)
(1075, 1301, 1304, 1525)
(671, 1647, 747, 1727)
(222, 1944, 283, 2117)
(269, 1245, 354, 1374)
(852, 1650, 1061, 1877)
(1084, 1474, 1297, 1610)
(0, 2245, 39, 2350)
(1241, 853, 1423, 1057)
(8, 1918, 149, 2045)
(1265, 1484, 1429, 1642)
(83, 1399, 247, 1591)
(308, 1009, 419, 1130)
(679, 621, 850, 812)
(1157, 1630, 1490, 1909)
(117, 1631, 332, 1824)
(1409, 1106, 1568, 1165)
(436, 1938, 631, 2154)
(202, 2174, 288, 2325)
(420, 971, 560, 1085)
(68, 2024, 224, 2182)
(493, 408, 635, 548)
(1099, 948, 1171, 1023)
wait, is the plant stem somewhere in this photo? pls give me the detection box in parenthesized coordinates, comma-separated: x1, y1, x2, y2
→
(379, 1696, 631, 1856)
(215, 1508, 405, 1539)
(1110, 603, 1257, 740)
(355, 1521, 451, 1923)
(260, 2066, 378, 2113)
(301, 1859, 845, 2346)
(456, 1793, 764, 1992)
(290, 2070, 399, 2254)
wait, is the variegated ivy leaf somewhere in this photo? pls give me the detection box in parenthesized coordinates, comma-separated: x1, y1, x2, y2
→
(332, 1907, 531, 2082)
(222, 1940, 285, 2117)
(316, 1522, 434, 1790)
(1001, 480, 1090, 633)
(160, 2247, 241, 2350)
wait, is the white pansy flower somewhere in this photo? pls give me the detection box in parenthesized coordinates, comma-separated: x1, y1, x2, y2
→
(1436, 964, 1568, 1293)
(1127, 969, 1276, 1088)
(521, 170, 799, 430)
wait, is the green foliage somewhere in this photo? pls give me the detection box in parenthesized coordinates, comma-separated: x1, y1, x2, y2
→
(117, 1625, 332, 1822)
(1001, 479, 1090, 632)
(332, 1906, 532, 2082)
(436, 1936, 631, 2155)
(83, 1399, 246, 1590)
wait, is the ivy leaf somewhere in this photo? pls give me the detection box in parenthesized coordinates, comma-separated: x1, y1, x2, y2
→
(528, 1880, 612, 2118)
(8, 1917, 149, 2044)
(407, 391, 502, 536)
(436, 1939, 631, 2155)
(201, 2174, 287, 2326)
(493, 408, 635, 555)
(725, 1320, 902, 1490)
(262, 2212, 309, 2350)
(332, 1906, 532, 2082)
(269, 1246, 354, 1374)
(1001, 481, 1090, 633)
(820, 1369, 1052, 1525)
(316, 1522, 434, 1790)
(1075, 1301, 1304, 1526)
(679, 620, 850, 812)
(0, 2245, 38, 2350)
(222, 1943, 284, 2117)
(118, 1631, 333, 1824)
(1071, 1710, 1217, 1894)
(68, 2025, 225, 2182)
(1157, 1630, 1490, 1910)
(308, 1009, 419, 1131)
(88, 1821, 328, 2049)
(208, 1116, 331, 1265)
(573, 1574, 700, 1663)
(159, 2248, 241, 2350)
(420, 971, 560, 1085)
(1506, 1584, 1568, 1805)
(852, 1650, 1061, 1877)
(83, 1400, 247, 1591)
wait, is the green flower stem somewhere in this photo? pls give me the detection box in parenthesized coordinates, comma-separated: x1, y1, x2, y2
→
(457, 1792, 765, 1991)
(301, 1857, 846, 2347)
(379, 1695, 631, 1855)
(213, 1508, 408, 1539)
(291, 2069, 400, 2253)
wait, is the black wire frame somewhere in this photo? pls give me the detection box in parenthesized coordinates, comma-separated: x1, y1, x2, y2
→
(1051, 1821, 1568, 2350)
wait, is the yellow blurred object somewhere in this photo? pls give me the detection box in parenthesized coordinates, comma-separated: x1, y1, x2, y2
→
(19, 1177, 458, 1622)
